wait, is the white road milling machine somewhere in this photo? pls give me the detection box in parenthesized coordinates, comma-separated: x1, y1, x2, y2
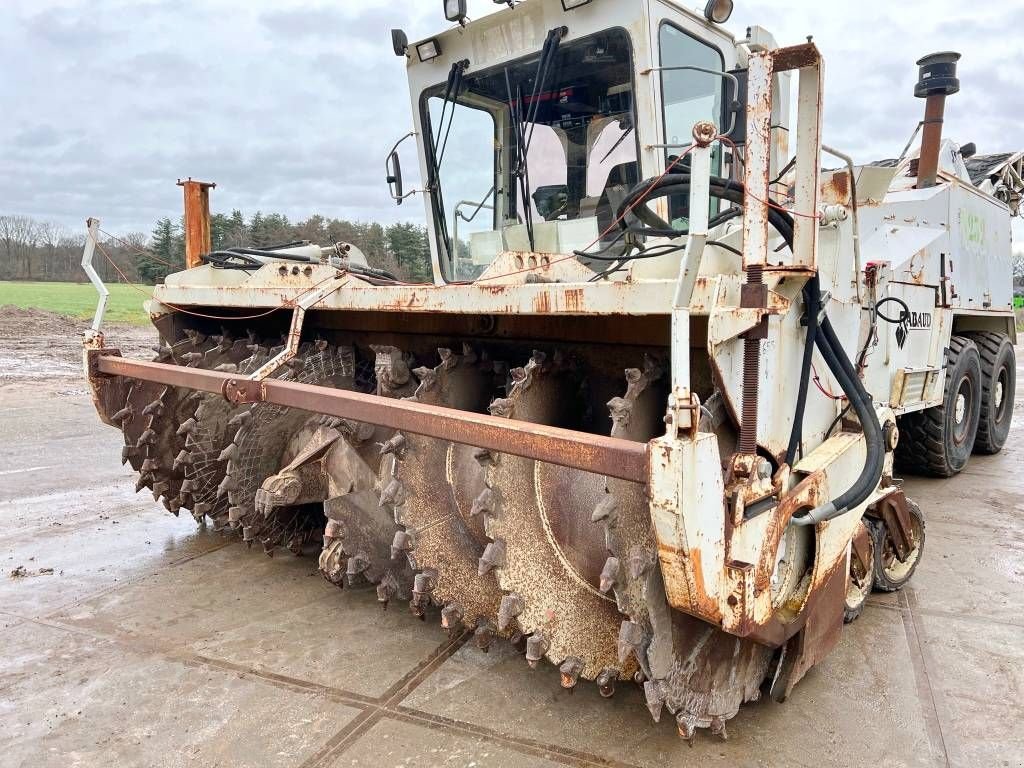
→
(82, 0, 1018, 739)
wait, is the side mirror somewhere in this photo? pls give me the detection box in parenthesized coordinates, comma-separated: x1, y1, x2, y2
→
(385, 132, 417, 205)
(386, 150, 405, 205)
(722, 67, 748, 145)
(391, 29, 409, 57)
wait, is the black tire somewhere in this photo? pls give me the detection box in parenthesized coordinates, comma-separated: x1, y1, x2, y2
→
(895, 336, 982, 477)
(843, 522, 875, 624)
(869, 500, 925, 593)
(967, 332, 1015, 455)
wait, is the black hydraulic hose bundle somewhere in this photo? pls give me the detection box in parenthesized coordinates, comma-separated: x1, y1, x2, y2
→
(786, 274, 820, 467)
(606, 172, 884, 525)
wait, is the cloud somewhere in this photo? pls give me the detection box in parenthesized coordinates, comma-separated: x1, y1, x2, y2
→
(1, 0, 1021, 245)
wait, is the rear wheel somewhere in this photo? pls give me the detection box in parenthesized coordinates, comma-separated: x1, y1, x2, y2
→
(967, 332, 1015, 455)
(896, 335, 982, 477)
(869, 500, 925, 593)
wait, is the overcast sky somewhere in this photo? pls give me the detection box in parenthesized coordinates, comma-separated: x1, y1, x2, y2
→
(2, 0, 1021, 245)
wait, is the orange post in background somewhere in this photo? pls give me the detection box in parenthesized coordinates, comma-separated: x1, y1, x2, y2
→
(177, 178, 216, 268)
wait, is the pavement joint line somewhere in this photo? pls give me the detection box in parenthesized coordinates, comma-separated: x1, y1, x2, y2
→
(904, 589, 970, 768)
(389, 706, 644, 768)
(897, 589, 954, 768)
(17, 612, 641, 768)
(297, 629, 472, 768)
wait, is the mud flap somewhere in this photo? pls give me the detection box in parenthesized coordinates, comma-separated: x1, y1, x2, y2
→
(768, 563, 846, 702)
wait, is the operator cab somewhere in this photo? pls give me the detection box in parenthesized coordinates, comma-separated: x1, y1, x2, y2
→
(391, 0, 785, 283)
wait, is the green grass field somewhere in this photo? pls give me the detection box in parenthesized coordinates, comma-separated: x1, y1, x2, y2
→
(0, 280, 152, 325)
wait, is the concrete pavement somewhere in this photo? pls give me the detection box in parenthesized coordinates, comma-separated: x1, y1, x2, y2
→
(0, 350, 1021, 768)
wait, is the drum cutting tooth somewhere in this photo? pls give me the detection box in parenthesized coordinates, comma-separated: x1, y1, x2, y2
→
(121, 445, 138, 466)
(525, 631, 549, 669)
(440, 603, 464, 634)
(142, 397, 164, 417)
(389, 345, 505, 633)
(112, 405, 134, 424)
(599, 557, 620, 594)
(481, 350, 629, 680)
(172, 450, 193, 471)
(379, 477, 404, 510)
(596, 668, 618, 698)
(559, 657, 585, 691)
(473, 619, 496, 651)
(390, 530, 414, 562)
(377, 571, 400, 609)
(137, 429, 157, 447)
(644, 680, 667, 723)
(477, 539, 506, 575)
(134, 475, 151, 493)
(151, 480, 170, 499)
(497, 593, 524, 632)
(217, 473, 239, 498)
(140, 457, 159, 473)
(378, 433, 407, 457)
(177, 418, 197, 437)
(617, 620, 646, 665)
(410, 570, 436, 618)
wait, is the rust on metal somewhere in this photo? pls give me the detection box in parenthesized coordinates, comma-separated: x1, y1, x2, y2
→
(94, 354, 649, 482)
(917, 94, 946, 189)
(771, 43, 821, 72)
(177, 178, 216, 269)
(873, 491, 915, 561)
(821, 170, 851, 207)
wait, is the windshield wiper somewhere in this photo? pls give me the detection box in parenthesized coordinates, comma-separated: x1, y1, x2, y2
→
(600, 116, 634, 164)
(429, 59, 468, 260)
(508, 26, 566, 251)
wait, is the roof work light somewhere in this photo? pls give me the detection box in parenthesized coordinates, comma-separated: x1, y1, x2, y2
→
(445, 0, 468, 23)
(703, 0, 734, 24)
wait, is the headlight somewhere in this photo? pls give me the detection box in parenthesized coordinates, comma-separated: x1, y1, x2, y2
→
(703, 0, 734, 24)
(445, 0, 468, 23)
(416, 39, 443, 62)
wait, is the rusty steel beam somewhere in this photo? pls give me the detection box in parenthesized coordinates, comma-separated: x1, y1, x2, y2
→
(177, 178, 216, 269)
(94, 354, 649, 482)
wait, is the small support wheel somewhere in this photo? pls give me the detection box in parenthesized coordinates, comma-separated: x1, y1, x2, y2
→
(843, 520, 875, 623)
(869, 500, 926, 593)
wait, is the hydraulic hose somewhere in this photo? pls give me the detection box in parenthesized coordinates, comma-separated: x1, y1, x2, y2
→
(792, 314, 884, 525)
(613, 171, 884, 526)
(785, 275, 820, 466)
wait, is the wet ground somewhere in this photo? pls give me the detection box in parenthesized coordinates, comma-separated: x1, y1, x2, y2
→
(0, 325, 1021, 767)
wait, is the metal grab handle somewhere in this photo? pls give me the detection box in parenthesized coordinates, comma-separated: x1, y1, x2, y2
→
(452, 187, 497, 253)
(81, 218, 109, 339)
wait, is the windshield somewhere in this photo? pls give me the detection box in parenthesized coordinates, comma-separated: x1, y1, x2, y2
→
(422, 27, 637, 282)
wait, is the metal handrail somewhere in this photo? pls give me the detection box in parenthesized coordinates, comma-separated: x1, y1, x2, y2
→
(80, 218, 109, 340)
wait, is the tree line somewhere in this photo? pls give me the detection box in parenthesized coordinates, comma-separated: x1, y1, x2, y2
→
(0, 212, 433, 285)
